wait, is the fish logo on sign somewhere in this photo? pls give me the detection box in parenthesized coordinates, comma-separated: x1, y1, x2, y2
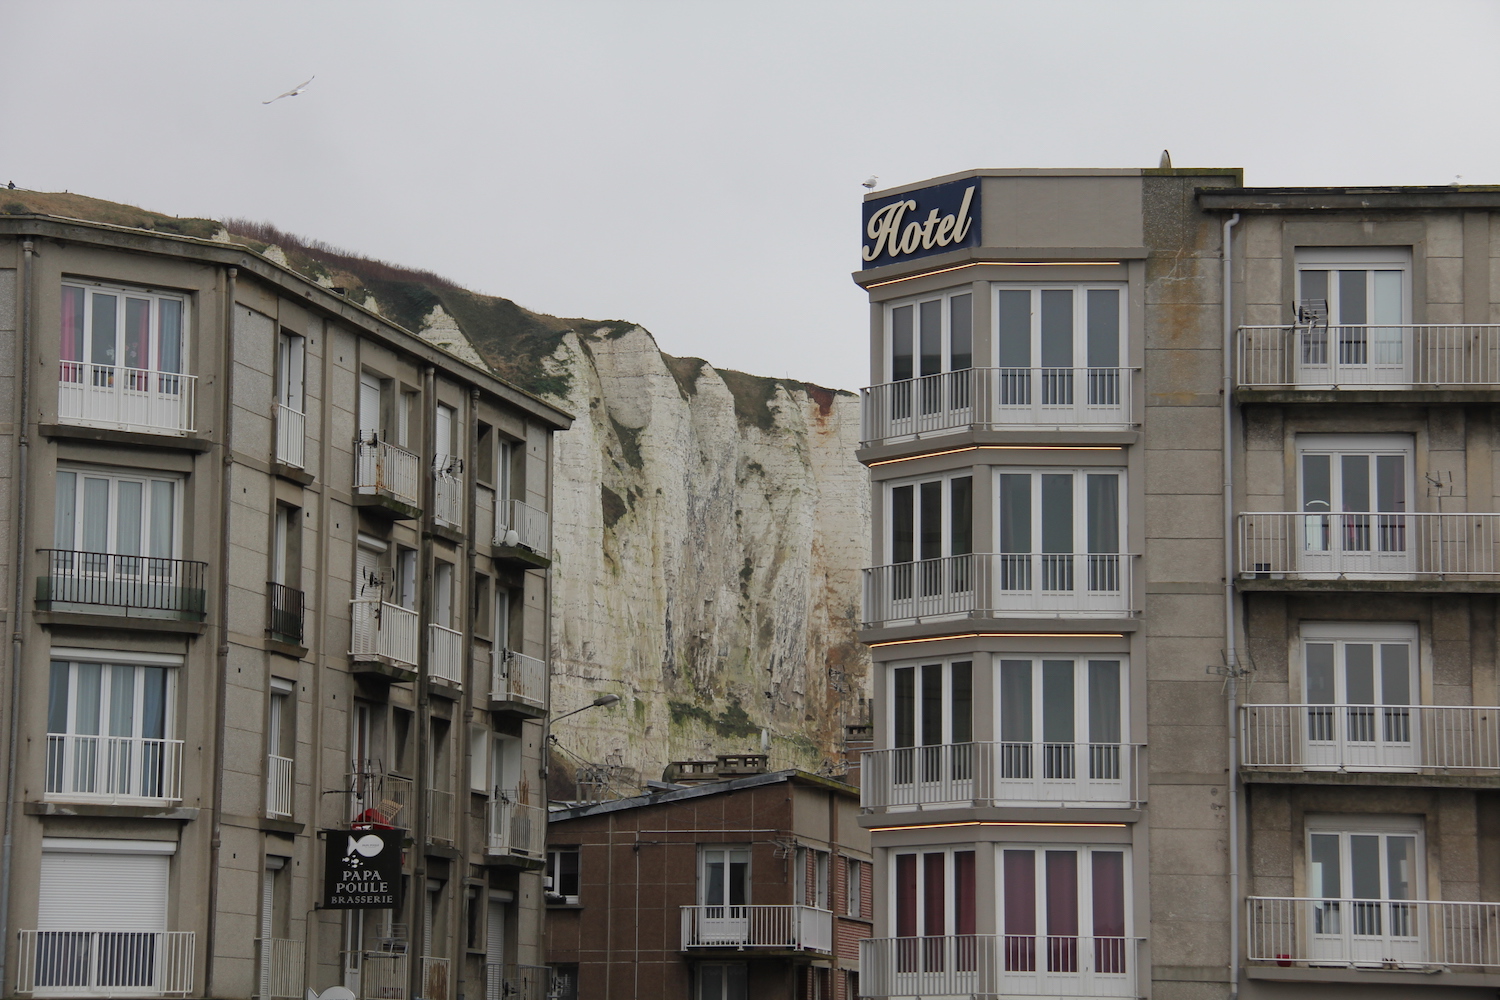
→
(343, 834, 385, 867)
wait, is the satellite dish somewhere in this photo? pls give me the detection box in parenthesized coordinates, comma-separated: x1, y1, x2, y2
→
(310, 989, 356, 1000)
(503, 528, 521, 548)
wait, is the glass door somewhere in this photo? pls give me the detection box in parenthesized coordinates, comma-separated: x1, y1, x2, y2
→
(699, 848, 750, 944)
(890, 662, 972, 798)
(1304, 636, 1415, 770)
(1296, 252, 1408, 386)
(887, 476, 972, 614)
(1298, 438, 1412, 576)
(1308, 828, 1422, 965)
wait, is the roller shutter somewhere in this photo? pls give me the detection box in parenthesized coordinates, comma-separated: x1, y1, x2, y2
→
(39, 851, 168, 931)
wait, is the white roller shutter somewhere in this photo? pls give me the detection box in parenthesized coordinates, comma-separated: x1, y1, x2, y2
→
(40, 851, 168, 931)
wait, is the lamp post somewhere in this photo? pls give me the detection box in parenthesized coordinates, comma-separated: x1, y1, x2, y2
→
(541, 694, 620, 781)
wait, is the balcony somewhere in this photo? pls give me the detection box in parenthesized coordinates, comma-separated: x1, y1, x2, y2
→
(357, 952, 405, 1000)
(267, 582, 304, 645)
(57, 363, 196, 436)
(355, 439, 421, 514)
(275, 404, 305, 468)
(487, 964, 551, 1000)
(45, 734, 184, 805)
(1237, 324, 1500, 391)
(1241, 704, 1500, 776)
(36, 550, 207, 621)
(348, 766, 413, 829)
(427, 624, 463, 688)
(859, 934, 1141, 999)
(486, 793, 545, 861)
(861, 367, 1133, 446)
(496, 500, 549, 554)
(680, 905, 832, 953)
(350, 599, 419, 672)
(433, 470, 463, 530)
(256, 938, 304, 1000)
(862, 742, 1142, 811)
(1238, 512, 1500, 585)
(1247, 896, 1500, 971)
(266, 754, 293, 819)
(420, 957, 450, 1000)
(490, 649, 548, 717)
(863, 553, 1134, 627)
(426, 788, 454, 845)
(16, 929, 195, 997)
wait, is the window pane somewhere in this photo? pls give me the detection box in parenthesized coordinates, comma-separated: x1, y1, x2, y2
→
(1045, 851, 1079, 936)
(726, 965, 747, 1000)
(60, 287, 84, 363)
(1345, 645, 1375, 705)
(91, 293, 117, 366)
(700, 966, 722, 1000)
(1040, 475, 1073, 554)
(894, 667, 915, 749)
(999, 475, 1031, 553)
(896, 854, 917, 937)
(1339, 270, 1368, 325)
(116, 481, 143, 557)
(1000, 661, 1033, 743)
(891, 306, 913, 381)
(1372, 271, 1402, 325)
(892, 486, 914, 564)
(705, 858, 725, 906)
(1350, 835, 1380, 899)
(1305, 644, 1336, 704)
(1376, 455, 1405, 513)
(1091, 852, 1125, 937)
(142, 668, 166, 740)
(1088, 661, 1121, 744)
(48, 662, 69, 734)
(949, 294, 972, 370)
(996, 290, 1031, 368)
(949, 478, 972, 556)
(1341, 455, 1370, 512)
(1086, 475, 1118, 553)
(1310, 834, 1341, 897)
(1086, 290, 1120, 368)
(951, 662, 972, 744)
(923, 853, 946, 935)
(559, 850, 580, 897)
(1381, 645, 1411, 705)
(150, 481, 175, 559)
(955, 851, 976, 935)
(1003, 850, 1036, 934)
(1300, 269, 1329, 309)
(1302, 455, 1331, 513)
(919, 300, 941, 377)
(1042, 662, 1075, 744)
(82, 478, 110, 553)
(54, 472, 77, 549)
(124, 298, 150, 370)
(108, 665, 135, 737)
(1040, 290, 1074, 368)
(158, 300, 182, 373)
(1387, 837, 1414, 900)
(920, 664, 942, 747)
(918, 481, 942, 561)
(75, 663, 102, 735)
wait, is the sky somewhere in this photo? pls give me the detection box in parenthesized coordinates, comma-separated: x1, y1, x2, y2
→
(4, 1, 1499, 391)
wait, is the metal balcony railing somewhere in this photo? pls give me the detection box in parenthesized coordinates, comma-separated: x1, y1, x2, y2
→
(485, 964, 552, 1000)
(1247, 896, 1500, 970)
(862, 367, 1133, 444)
(426, 788, 454, 845)
(256, 938, 304, 1000)
(45, 734, 184, 804)
(496, 500, 549, 554)
(275, 404, 305, 468)
(427, 624, 463, 686)
(1237, 324, 1500, 388)
(37, 550, 207, 618)
(266, 754, 294, 818)
(358, 952, 406, 1000)
(267, 582, 305, 644)
(486, 793, 545, 858)
(680, 905, 832, 952)
(490, 649, 547, 712)
(355, 439, 421, 508)
(859, 934, 1142, 999)
(433, 470, 463, 529)
(1241, 704, 1500, 772)
(16, 929, 195, 997)
(57, 363, 196, 435)
(861, 742, 1142, 810)
(350, 600, 419, 668)
(863, 553, 1134, 626)
(1238, 512, 1500, 579)
(348, 766, 413, 828)
(420, 957, 450, 1000)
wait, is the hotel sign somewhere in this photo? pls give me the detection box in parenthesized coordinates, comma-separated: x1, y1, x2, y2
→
(861, 177, 980, 269)
(322, 829, 403, 909)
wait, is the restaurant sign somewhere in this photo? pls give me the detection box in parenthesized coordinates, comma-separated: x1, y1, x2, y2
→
(861, 177, 980, 269)
(322, 829, 403, 909)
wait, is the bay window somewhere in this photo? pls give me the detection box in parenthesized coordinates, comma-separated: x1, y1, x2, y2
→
(1000, 846, 1128, 978)
(998, 469, 1122, 594)
(998, 657, 1125, 784)
(892, 848, 976, 972)
(995, 284, 1123, 409)
(887, 474, 972, 602)
(890, 660, 971, 785)
(886, 288, 973, 421)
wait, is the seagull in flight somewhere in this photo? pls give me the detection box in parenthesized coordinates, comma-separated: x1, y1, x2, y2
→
(263, 76, 315, 105)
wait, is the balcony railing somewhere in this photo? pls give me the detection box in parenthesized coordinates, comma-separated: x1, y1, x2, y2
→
(16, 929, 195, 997)
(348, 767, 413, 828)
(862, 742, 1141, 810)
(350, 599, 419, 668)
(1241, 704, 1500, 772)
(355, 439, 421, 508)
(486, 794, 545, 858)
(862, 367, 1133, 445)
(863, 553, 1134, 626)
(267, 582, 304, 645)
(421, 957, 450, 1000)
(275, 404, 305, 468)
(1247, 896, 1500, 970)
(37, 550, 207, 619)
(266, 754, 293, 819)
(860, 934, 1141, 999)
(45, 734, 183, 804)
(491, 649, 548, 712)
(1238, 512, 1500, 580)
(496, 500, 549, 554)
(256, 938, 304, 1000)
(428, 624, 463, 686)
(1237, 324, 1500, 389)
(486, 964, 552, 1000)
(433, 470, 463, 529)
(681, 905, 832, 952)
(358, 952, 406, 1000)
(57, 363, 196, 436)
(426, 788, 454, 845)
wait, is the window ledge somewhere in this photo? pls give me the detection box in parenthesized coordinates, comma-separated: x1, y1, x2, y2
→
(261, 816, 304, 836)
(33, 610, 207, 634)
(273, 462, 315, 486)
(266, 638, 307, 660)
(431, 524, 467, 546)
(27, 800, 198, 821)
(40, 422, 213, 453)
(546, 901, 585, 910)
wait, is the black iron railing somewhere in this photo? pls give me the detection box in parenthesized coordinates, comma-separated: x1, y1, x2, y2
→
(36, 550, 207, 618)
(267, 582, 305, 644)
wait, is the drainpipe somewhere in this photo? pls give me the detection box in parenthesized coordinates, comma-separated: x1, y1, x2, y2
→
(1221, 213, 1241, 1000)
(206, 266, 238, 996)
(306, 314, 335, 991)
(409, 365, 436, 1000)
(1, 238, 37, 993)
(457, 386, 478, 1000)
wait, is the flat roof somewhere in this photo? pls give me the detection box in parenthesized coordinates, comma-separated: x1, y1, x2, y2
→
(548, 768, 858, 824)
(1199, 186, 1500, 212)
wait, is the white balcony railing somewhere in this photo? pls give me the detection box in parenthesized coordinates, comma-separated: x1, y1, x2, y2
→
(266, 754, 293, 818)
(433, 470, 464, 529)
(1241, 704, 1500, 772)
(496, 500, 549, 555)
(863, 553, 1134, 626)
(350, 599, 419, 668)
(681, 905, 832, 952)
(1247, 896, 1500, 970)
(275, 404, 305, 468)
(57, 364, 196, 436)
(44, 734, 183, 804)
(861, 367, 1133, 445)
(358, 952, 406, 1000)
(16, 929, 195, 997)
(421, 957, 450, 1000)
(348, 767, 413, 828)
(256, 938, 304, 1000)
(355, 439, 421, 508)
(862, 742, 1142, 810)
(428, 624, 463, 686)
(490, 649, 548, 712)
(859, 934, 1141, 999)
(486, 794, 545, 858)
(427, 788, 454, 845)
(1238, 512, 1500, 580)
(1237, 324, 1500, 389)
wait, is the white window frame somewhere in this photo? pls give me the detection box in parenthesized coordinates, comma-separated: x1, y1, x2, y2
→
(276, 331, 305, 413)
(994, 656, 1130, 749)
(60, 280, 189, 377)
(887, 845, 976, 938)
(1303, 814, 1426, 964)
(995, 844, 1133, 969)
(54, 466, 183, 560)
(883, 286, 975, 383)
(546, 847, 581, 905)
(886, 657, 974, 750)
(991, 283, 1126, 372)
(884, 472, 974, 565)
(996, 468, 1125, 559)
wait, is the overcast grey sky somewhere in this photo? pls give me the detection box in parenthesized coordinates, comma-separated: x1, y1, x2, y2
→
(4, 1, 1498, 391)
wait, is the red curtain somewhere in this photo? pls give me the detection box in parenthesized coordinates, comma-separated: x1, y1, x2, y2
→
(1003, 850, 1036, 972)
(1092, 851, 1126, 974)
(955, 851, 977, 972)
(896, 854, 917, 973)
(1046, 851, 1079, 972)
(60, 287, 83, 366)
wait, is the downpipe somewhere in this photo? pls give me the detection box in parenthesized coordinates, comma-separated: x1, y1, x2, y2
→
(1221, 212, 1241, 1000)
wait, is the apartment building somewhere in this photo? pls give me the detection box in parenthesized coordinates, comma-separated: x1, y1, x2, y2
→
(0, 214, 570, 1000)
(852, 169, 1500, 999)
(545, 761, 872, 1000)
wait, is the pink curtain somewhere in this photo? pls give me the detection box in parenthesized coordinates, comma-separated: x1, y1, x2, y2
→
(896, 854, 917, 972)
(1046, 851, 1078, 972)
(955, 851, 977, 971)
(1092, 851, 1126, 974)
(1003, 850, 1036, 972)
(60, 287, 83, 366)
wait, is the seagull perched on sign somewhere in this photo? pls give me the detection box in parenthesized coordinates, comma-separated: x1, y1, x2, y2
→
(263, 76, 315, 105)
(862, 176, 879, 192)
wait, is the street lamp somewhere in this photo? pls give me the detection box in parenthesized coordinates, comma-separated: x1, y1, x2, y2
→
(542, 694, 620, 780)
